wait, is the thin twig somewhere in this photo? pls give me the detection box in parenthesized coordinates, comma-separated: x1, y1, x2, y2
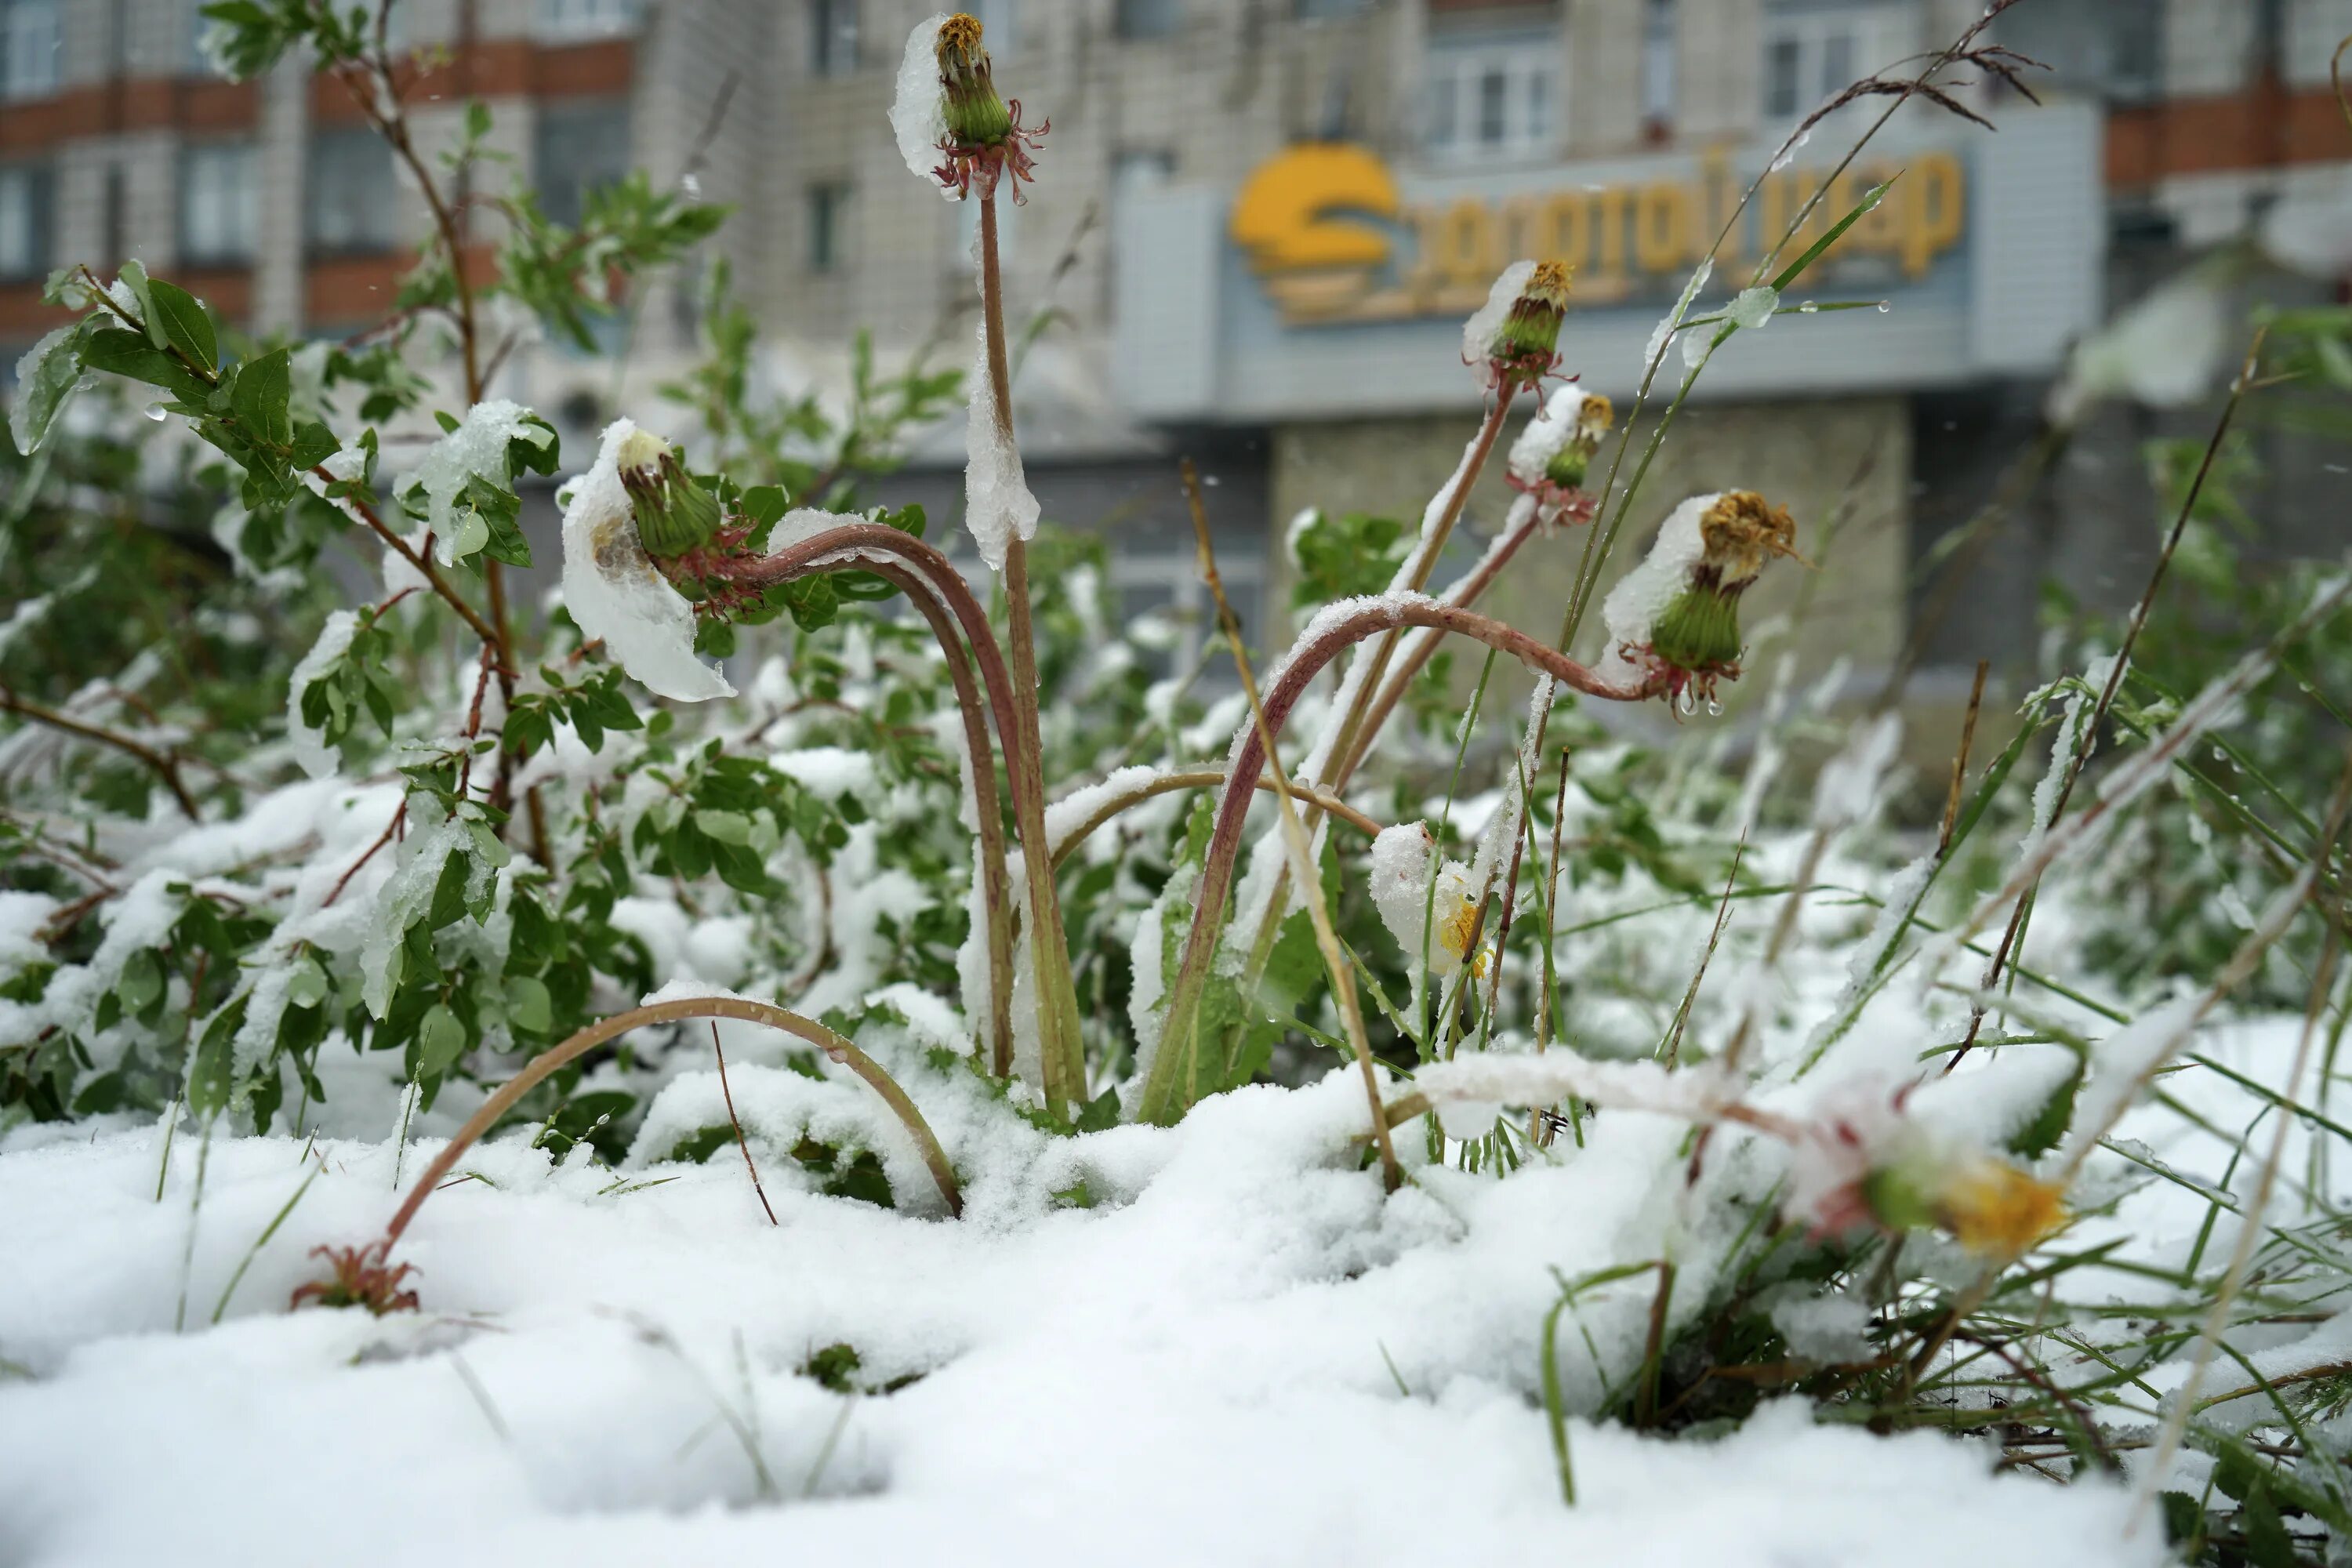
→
(710, 1022, 778, 1227)
(0, 688, 199, 818)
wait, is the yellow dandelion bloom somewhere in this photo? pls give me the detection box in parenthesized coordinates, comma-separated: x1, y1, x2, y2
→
(1935, 1159, 2067, 1258)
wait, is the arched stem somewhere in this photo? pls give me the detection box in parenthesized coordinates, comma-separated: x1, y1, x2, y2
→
(856, 558, 1017, 1076)
(1134, 597, 1657, 1125)
(381, 996, 963, 1250)
(724, 522, 1083, 1108)
(1049, 768, 1383, 871)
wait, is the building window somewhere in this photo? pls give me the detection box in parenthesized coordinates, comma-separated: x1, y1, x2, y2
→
(1295, 0, 1366, 18)
(1761, 4, 1909, 120)
(812, 0, 858, 75)
(180, 143, 257, 266)
(1115, 0, 1178, 40)
(535, 0, 640, 39)
(808, 181, 849, 272)
(535, 99, 632, 229)
(0, 162, 53, 280)
(307, 128, 397, 256)
(1640, 0, 1675, 135)
(969, 0, 1017, 53)
(1424, 34, 1552, 161)
(1, 0, 61, 101)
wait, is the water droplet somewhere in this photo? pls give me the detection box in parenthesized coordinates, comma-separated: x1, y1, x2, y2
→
(142, 401, 167, 421)
(1706, 698, 1724, 717)
(1204, 474, 1221, 487)
(1876, 300, 1891, 314)
(681, 172, 702, 197)
(1798, 301, 1819, 314)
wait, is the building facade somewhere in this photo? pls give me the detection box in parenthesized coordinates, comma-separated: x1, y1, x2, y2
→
(3, 0, 2350, 699)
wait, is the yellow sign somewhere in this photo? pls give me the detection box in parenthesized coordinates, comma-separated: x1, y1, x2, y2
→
(1230, 143, 1965, 325)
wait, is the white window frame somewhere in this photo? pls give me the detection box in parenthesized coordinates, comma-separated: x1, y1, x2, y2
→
(1760, 3, 1911, 122)
(1423, 32, 1555, 164)
(811, 0, 859, 76)
(534, 0, 640, 43)
(1, 0, 61, 102)
(180, 142, 257, 266)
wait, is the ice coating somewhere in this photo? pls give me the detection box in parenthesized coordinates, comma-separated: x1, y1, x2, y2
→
(1642, 258, 1713, 374)
(558, 418, 734, 703)
(890, 15, 954, 197)
(962, 320, 1040, 572)
(1460, 260, 1534, 368)
(1506, 384, 1596, 491)
(1598, 492, 1717, 669)
(284, 609, 358, 781)
(1729, 285, 1780, 331)
(401, 399, 553, 566)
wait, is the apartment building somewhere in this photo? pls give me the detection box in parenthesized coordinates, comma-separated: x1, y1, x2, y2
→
(3, 0, 2349, 691)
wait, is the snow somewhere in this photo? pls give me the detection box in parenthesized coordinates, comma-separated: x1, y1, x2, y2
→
(1460, 260, 1534, 368)
(0, 1071, 2165, 1567)
(1367, 822, 1478, 980)
(284, 610, 358, 781)
(1043, 764, 1162, 855)
(9, 324, 79, 456)
(2060, 992, 2209, 1171)
(960, 323, 1040, 572)
(890, 15, 953, 197)
(400, 400, 553, 567)
(771, 746, 877, 803)
(558, 419, 734, 705)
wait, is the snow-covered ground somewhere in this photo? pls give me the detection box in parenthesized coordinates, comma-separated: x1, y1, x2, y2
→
(1, 1036, 2218, 1568)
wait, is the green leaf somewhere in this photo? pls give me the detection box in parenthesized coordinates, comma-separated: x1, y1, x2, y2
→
(230, 347, 294, 448)
(187, 997, 247, 1120)
(503, 974, 553, 1035)
(289, 421, 340, 470)
(2005, 1056, 2084, 1160)
(81, 327, 198, 395)
(9, 321, 85, 455)
(144, 279, 217, 375)
(418, 1002, 468, 1077)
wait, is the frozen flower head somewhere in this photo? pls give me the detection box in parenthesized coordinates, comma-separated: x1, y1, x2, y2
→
(1468, 260, 1573, 397)
(1505, 385, 1613, 524)
(1785, 1083, 2067, 1260)
(1609, 490, 1801, 710)
(1368, 823, 1489, 980)
(559, 419, 733, 704)
(616, 428, 722, 559)
(906, 13, 1047, 203)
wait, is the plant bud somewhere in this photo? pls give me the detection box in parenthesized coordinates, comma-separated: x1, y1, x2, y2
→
(1486, 261, 1573, 390)
(1541, 391, 1613, 490)
(937, 13, 1012, 150)
(1644, 491, 1798, 693)
(616, 432, 722, 559)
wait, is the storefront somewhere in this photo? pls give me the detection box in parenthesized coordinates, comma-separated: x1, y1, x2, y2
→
(1109, 103, 2103, 699)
